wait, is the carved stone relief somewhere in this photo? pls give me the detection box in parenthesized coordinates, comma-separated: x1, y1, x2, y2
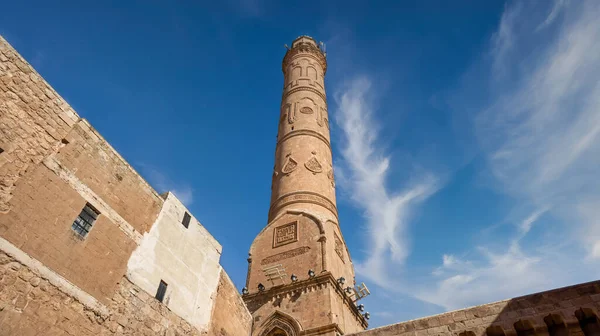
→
(283, 103, 295, 124)
(300, 106, 313, 114)
(261, 246, 310, 265)
(282, 155, 298, 175)
(273, 221, 298, 248)
(304, 152, 323, 174)
(334, 232, 344, 262)
(318, 107, 328, 127)
(327, 167, 335, 188)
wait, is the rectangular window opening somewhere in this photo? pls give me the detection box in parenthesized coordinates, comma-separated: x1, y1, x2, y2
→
(71, 203, 100, 238)
(155, 280, 167, 302)
(182, 211, 191, 229)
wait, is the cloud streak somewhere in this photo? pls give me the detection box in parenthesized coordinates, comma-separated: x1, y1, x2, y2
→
(333, 76, 437, 288)
(332, 0, 600, 316)
(421, 0, 600, 310)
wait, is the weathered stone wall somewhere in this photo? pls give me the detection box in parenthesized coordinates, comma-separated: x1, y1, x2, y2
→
(0, 244, 203, 336)
(210, 270, 253, 336)
(56, 120, 164, 234)
(0, 34, 164, 303)
(350, 281, 600, 336)
(0, 160, 137, 304)
(0, 35, 79, 214)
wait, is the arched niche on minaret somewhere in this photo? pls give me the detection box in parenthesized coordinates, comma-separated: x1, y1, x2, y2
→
(257, 311, 303, 336)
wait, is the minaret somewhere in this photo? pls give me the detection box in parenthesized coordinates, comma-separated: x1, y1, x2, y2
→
(244, 36, 368, 336)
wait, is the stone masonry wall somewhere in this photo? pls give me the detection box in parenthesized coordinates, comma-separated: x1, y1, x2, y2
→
(350, 281, 600, 336)
(0, 34, 163, 304)
(209, 270, 253, 336)
(56, 120, 164, 234)
(0, 247, 203, 336)
(0, 35, 79, 214)
(0, 161, 137, 304)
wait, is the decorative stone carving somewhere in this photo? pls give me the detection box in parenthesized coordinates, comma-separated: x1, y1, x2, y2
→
(282, 156, 298, 175)
(327, 167, 335, 188)
(300, 106, 313, 114)
(282, 103, 295, 124)
(261, 246, 310, 265)
(304, 156, 323, 174)
(334, 232, 344, 262)
(282, 87, 327, 105)
(273, 221, 298, 248)
(282, 39, 327, 74)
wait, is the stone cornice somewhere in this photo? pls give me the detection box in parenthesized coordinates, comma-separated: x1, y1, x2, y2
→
(243, 272, 368, 330)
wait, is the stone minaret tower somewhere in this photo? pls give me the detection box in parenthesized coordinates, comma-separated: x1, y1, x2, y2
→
(243, 36, 368, 336)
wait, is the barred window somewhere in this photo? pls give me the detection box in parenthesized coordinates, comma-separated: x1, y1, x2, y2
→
(71, 203, 99, 238)
(182, 211, 191, 229)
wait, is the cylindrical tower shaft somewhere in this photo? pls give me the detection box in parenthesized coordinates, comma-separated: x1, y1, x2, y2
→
(244, 36, 367, 335)
(269, 36, 337, 222)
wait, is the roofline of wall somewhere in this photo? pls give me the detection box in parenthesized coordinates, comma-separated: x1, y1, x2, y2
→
(348, 278, 600, 335)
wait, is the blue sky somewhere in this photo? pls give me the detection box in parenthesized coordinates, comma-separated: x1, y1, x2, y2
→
(3, 0, 600, 328)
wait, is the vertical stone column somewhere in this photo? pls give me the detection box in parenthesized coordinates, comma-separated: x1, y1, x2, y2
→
(244, 36, 368, 336)
(269, 36, 337, 222)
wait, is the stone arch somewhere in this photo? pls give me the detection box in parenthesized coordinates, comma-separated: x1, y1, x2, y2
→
(257, 310, 303, 336)
(290, 66, 302, 80)
(575, 308, 600, 336)
(514, 319, 537, 336)
(544, 314, 570, 336)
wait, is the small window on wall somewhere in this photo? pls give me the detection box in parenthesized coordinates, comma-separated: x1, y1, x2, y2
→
(182, 211, 191, 229)
(71, 203, 100, 238)
(155, 280, 168, 302)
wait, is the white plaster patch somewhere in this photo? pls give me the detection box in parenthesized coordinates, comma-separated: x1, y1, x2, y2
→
(127, 192, 223, 332)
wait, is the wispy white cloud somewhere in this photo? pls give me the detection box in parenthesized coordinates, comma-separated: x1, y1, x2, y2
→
(138, 163, 194, 206)
(329, 0, 600, 320)
(333, 76, 437, 288)
(422, 0, 600, 310)
(419, 208, 553, 310)
(477, 0, 600, 257)
(517, 206, 548, 236)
